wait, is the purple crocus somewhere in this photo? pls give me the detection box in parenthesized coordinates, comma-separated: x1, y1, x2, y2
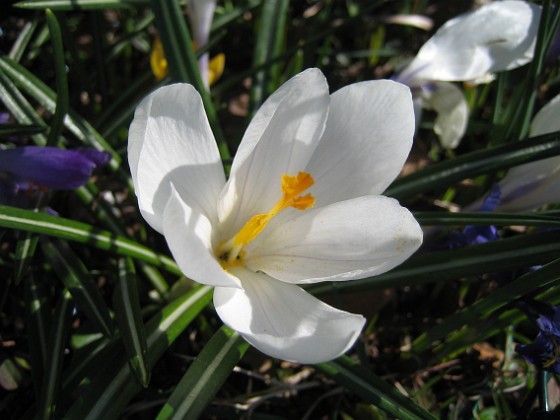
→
(0, 146, 111, 201)
(447, 184, 501, 248)
(516, 303, 560, 373)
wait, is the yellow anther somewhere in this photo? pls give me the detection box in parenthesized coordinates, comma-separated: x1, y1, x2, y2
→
(218, 171, 315, 263)
(208, 53, 225, 86)
(150, 37, 225, 86)
(150, 37, 168, 81)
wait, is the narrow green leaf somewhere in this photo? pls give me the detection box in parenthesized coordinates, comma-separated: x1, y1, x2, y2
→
(250, 0, 289, 113)
(156, 326, 249, 420)
(317, 356, 437, 420)
(96, 71, 155, 138)
(386, 132, 560, 200)
(64, 286, 213, 419)
(0, 204, 181, 276)
(14, 232, 39, 284)
(414, 211, 560, 227)
(61, 337, 116, 394)
(412, 258, 560, 353)
(45, 9, 69, 147)
(14, 0, 147, 10)
(113, 258, 150, 387)
(0, 57, 123, 170)
(24, 273, 51, 399)
(8, 19, 38, 62)
(0, 68, 48, 145)
(512, 0, 560, 140)
(309, 231, 560, 295)
(41, 238, 115, 337)
(149, 0, 200, 85)
(37, 289, 73, 420)
(0, 123, 45, 137)
(432, 285, 560, 361)
(75, 184, 170, 296)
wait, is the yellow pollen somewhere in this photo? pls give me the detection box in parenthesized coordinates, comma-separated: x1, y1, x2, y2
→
(218, 171, 315, 263)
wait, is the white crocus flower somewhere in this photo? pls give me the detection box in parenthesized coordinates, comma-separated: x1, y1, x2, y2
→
(187, 0, 217, 88)
(497, 93, 560, 211)
(413, 81, 469, 149)
(396, 0, 541, 148)
(128, 68, 423, 363)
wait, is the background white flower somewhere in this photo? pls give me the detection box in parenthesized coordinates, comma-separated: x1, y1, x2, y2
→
(128, 68, 423, 363)
(396, 0, 541, 148)
(187, 0, 217, 88)
(497, 93, 560, 211)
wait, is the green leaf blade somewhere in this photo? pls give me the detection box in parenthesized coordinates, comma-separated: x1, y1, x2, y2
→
(113, 258, 150, 387)
(156, 326, 249, 420)
(41, 238, 115, 337)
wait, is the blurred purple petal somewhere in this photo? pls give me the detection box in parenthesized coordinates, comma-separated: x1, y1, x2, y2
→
(516, 303, 560, 373)
(446, 185, 502, 248)
(75, 148, 112, 167)
(0, 146, 111, 190)
(479, 184, 501, 212)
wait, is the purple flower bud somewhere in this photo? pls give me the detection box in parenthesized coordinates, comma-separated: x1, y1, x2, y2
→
(0, 146, 112, 191)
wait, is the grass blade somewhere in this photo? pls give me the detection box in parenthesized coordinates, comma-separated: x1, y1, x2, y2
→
(24, 273, 51, 399)
(45, 9, 69, 147)
(14, 0, 147, 10)
(113, 258, 150, 387)
(250, 0, 289, 113)
(386, 132, 560, 200)
(414, 211, 560, 227)
(64, 285, 213, 419)
(309, 231, 560, 295)
(317, 356, 437, 420)
(412, 257, 560, 353)
(156, 326, 249, 420)
(0, 204, 181, 275)
(41, 238, 115, 337)
(0, 123, 45, 137)
(36, 289, 73, 420)
(9, 19, 38, 62)
(0, 68, 48, 145)
(0, 57, 123, 169)
(14, 232, 39, 284)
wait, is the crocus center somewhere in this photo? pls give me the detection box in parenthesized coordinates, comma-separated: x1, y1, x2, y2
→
(217, 171, 315, 266)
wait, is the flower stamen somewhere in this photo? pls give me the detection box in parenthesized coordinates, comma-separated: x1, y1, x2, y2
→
(218, 171, 315, 264)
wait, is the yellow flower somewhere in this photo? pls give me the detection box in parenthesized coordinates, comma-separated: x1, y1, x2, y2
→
(149, 36, 225, 86)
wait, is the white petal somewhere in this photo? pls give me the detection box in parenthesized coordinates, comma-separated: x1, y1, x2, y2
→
(187, 0, 217, 87)
(163, 186, 240, 288)
(213, 267, 365, 363)
(245, 195, 423, 284)
(128, 84, 225, 233)
(497, 93, 560, 211)
(305, 80, 414, 206)
(498, 173, 560, 211)
(530, 93, 560, 137)
(187, 0, 216, 48)
(398, 1, 541, 82)
(425, 82, 469, 149)
(217, 69, 329, 239)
